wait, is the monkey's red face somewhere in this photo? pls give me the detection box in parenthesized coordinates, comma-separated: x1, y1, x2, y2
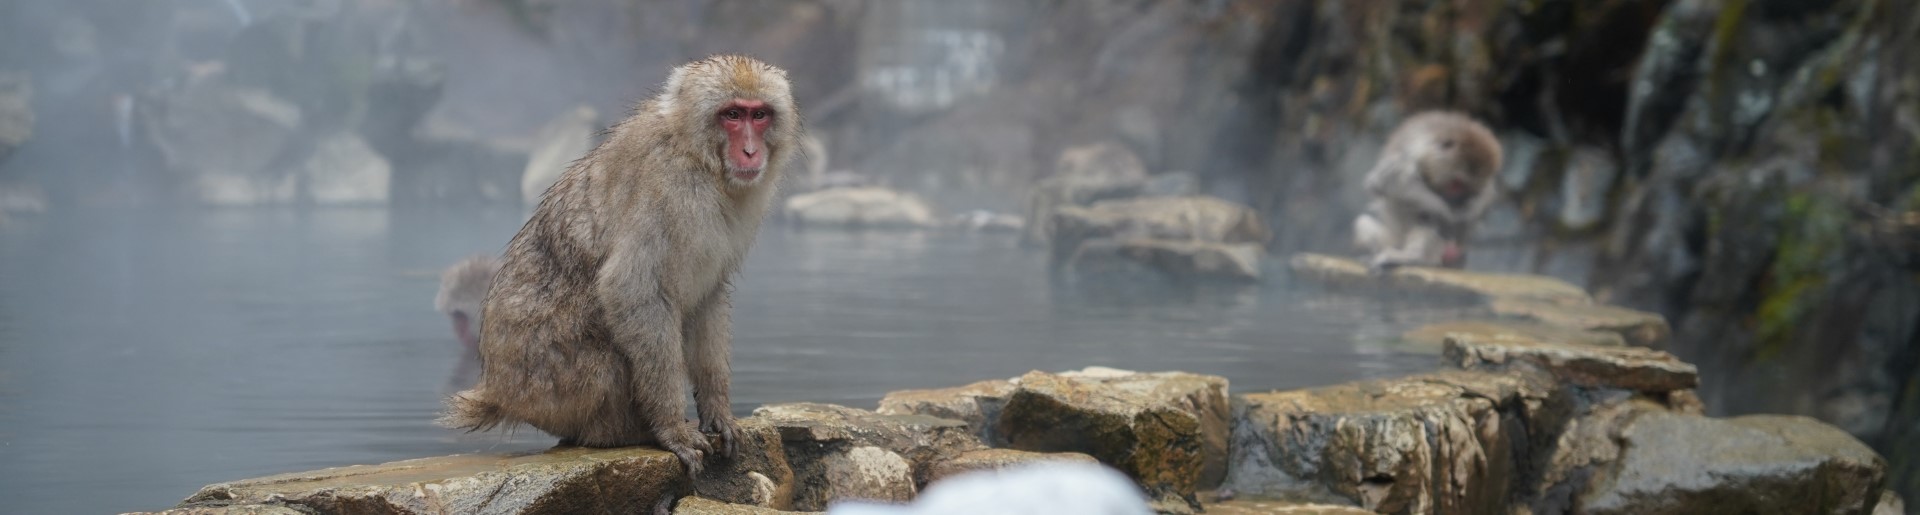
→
(718, 99, 775, 184)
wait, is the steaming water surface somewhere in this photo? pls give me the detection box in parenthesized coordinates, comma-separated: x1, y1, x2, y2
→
(0, 208, 1443, 513)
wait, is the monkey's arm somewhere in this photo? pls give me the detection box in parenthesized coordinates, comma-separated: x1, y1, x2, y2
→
(593, 244, 712, 473)
(684, 288, 737, 458)
(1366, 224, 1448, 273)
(1365, 158, 1468, 224)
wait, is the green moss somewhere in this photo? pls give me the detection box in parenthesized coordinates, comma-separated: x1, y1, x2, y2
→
(1704, 0, 1750, 109)
(1753, 191, 1848, 361)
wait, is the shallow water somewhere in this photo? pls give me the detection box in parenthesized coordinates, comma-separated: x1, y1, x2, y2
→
(0, 208, 1445, 513)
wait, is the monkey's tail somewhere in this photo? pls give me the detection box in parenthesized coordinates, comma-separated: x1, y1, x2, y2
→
(437, 389, 508, 432)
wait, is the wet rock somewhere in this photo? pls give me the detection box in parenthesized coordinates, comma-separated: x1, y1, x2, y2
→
(672, 496, 805, 515)
(1049, 196, 1271, 266)
(1488, 298, 1670, 348)
(179, 447, 684, 514)
(520, 106, 601, 205)
(1200, 500, 1376, 515)
(923, 448, 1099, 485)
(1400, 320, 1627, 350)
(1225, 370, 1559, 514)
(1443, 330, 1697, 394)
(876, 379, 1016, 444)
(0, 71, 31, 161)
(1066, 238, 1262, 284)
(783, 187, 938, 229)
(132, 505, 306, 515)
(299, 132, 390, 206)
(1524, 396, 1665, 513)
(694, 418, 796, 509)
(996, 368, 1231, 501)
(1022, 142, 1150, 247)
(751, 403, 981, 510)
(1287, 253, 1593, 306)
(143, 82, 304, 206)
(1579, 412, 1888, 515)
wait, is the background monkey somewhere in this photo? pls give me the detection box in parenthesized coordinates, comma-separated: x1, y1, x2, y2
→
(440, 56, 800, 476)
(434, 254, 501, 391)
(1353, 111, 1503, 272)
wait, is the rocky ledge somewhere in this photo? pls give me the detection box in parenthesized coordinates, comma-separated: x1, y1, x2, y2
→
(139, 255, 1898, 515)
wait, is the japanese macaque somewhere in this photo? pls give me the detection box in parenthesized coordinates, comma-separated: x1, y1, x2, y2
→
(434, 254, 500, 391)
(440, 56, 800, 476)
(1353, 111, 1503, 272)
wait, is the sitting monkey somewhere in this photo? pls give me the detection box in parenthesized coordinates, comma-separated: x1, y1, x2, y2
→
(1353, 111, 1503, 272)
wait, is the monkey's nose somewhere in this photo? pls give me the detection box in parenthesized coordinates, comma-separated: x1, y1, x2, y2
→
(743, 148, 757, 157)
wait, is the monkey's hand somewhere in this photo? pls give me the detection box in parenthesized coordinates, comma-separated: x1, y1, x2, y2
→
(701, 414, 740, 459)
(661, 421, 714, 477)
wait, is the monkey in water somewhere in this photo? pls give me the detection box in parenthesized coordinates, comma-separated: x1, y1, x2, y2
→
(440, 56, 800, 475)
(1352, 111, 1502, 272)
(435, 254, 500, 391)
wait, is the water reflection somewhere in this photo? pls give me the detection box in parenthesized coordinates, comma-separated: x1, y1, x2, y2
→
(0, 208, 1441, 513)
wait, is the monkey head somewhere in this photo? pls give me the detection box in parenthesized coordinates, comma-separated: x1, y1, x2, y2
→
(656, 55, 801, 187)
(435, 255, 501, 354)
(1410, 113, 1502, 207)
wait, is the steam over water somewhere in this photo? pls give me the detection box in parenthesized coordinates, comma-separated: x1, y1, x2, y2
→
(0, 208, 1439, 513)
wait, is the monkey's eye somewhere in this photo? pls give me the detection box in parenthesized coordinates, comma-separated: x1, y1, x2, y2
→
(723, 108, 744, 120)
(751, 109, 769, 120)
(1439, 139, 1456, 149)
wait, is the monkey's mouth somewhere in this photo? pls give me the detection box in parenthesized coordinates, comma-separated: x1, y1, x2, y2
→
(729, 169, 762, 183)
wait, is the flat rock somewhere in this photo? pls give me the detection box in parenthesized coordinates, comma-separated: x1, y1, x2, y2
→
(1288, 253, 1593, 306)
(1067, 237, 1263, 283)
(1050, 196, 1270, 265)
(1226, 370, 1559, 514)
(1022, 141, 1150, 247)
(1488, 298, 1670, 348)
(1443, 330, 1697, 393)
(179, 447, 683, 514)
(131, 506, 306, 515)
(1201, 499, 1378, 515)
(876, 379, 1016, 445)
(1579, 412, 1887, 515)
(672, 496, 807, 514)
(751, 403, 981, 510)
(695, 418, 797, 509)
(996, 368, 1232, 500)
(783, 187, 938, 229)
(1400, 320, 1626, 349)
(923, 448, 1100, 484)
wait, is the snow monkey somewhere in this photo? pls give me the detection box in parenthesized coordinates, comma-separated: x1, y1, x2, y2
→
(441, 56, 800, 476)
(1353, 111, 1503, 272)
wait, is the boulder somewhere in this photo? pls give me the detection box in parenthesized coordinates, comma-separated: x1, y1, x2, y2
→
(1578, 412, 1888, 515)
(519, 106, 601, 205)
(995, 368, 1232, 502)
(1487, 298, 1670, 348)
(1049, 196, 1271, 265)
(177, 447, 684, 514)
(923, 448, 1100, 484)
(1401, 320, 1625, 350)
(783, 187, 938, 229)
(876, 379, 1016, 444)
(1443, 330, 1697, 394)
(1065, 237, 1263, 283)
(143, 82, 304, 206)
(1287, 253, 1593, 306)
(750, 403, 981, 510)
(672, 497, 805, 515)
(1022, 142, 1150, 246)
(1226, 370, 1560, 514)
(299, 132, 391, 206)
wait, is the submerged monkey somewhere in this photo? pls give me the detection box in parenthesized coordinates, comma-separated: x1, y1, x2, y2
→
(1353, 111, 1503, 272)
(440, 56, 800, 475)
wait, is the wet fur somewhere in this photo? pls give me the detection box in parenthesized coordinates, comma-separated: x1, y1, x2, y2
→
(1354, 111, 1502, 271)
(440, 56, 798, 474)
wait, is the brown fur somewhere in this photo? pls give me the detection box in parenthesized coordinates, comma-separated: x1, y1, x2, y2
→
(1354, 111, 1503, 271)
(439, 56, 799, 475)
